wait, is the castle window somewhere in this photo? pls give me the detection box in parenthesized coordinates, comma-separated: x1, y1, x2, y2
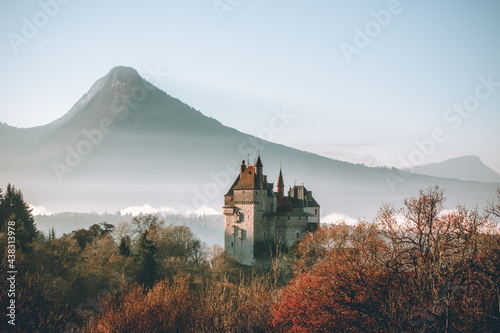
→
(239, 213, 244, 222)
(278, 229, 282, 235)
(263, 231, 267, 238)
(315, 209, 318, 215)
(240, 229, 246, 240)
(296, 232, 300, 238)
(231, 242, 233, 247)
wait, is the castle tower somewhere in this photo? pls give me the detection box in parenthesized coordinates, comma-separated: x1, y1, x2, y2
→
(223, 155, 320, 266)
(223, 157, 267, 266)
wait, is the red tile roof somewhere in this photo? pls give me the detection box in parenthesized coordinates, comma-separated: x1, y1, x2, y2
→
(233, 165, 258, 190)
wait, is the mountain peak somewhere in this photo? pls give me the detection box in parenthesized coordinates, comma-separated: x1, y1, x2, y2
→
(103, 66, 144, 89)
(106, 66, 140, 80)
(32, 64, 233, 145)
(410, 155, 500, 183)
(452, 155, 481, 162)
(41, 66, 144, 130)
(108, 65, 138, 74)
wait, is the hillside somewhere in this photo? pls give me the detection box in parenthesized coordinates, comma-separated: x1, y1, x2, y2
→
(409, 156, 500, 183)
(0, 66, 498, 221)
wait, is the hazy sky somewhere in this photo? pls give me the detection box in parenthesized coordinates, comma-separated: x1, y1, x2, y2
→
(1, 0, 499, 172)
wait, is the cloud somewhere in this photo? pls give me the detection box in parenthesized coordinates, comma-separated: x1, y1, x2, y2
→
(322, 212, 358, 225)
(29, 205, 53, 216)
(194, 206, 220, 215)
(120, 204, 177, 216)
(119, 204, 221, 216)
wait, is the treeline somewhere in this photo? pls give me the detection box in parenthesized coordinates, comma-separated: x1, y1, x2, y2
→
(0, 184, 499, 332)
(35, 211, 224, 245)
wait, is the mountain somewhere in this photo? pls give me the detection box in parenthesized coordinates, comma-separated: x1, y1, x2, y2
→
(408, 156, 500, 183)
(1, 66, 498, 222)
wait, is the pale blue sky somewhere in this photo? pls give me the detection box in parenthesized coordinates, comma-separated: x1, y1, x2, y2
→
(1, 0, 499, 172)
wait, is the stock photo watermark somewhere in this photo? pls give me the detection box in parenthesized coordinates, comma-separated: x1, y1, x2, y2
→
(213, 0, 245, 21)
(178, 106, 295, 212)
(51, 65, 169, 182)
(339, 0, 413, 63)
(385, 74, 500, 191)
(6, 0, 73, 54)
(5, 221, 17, 326)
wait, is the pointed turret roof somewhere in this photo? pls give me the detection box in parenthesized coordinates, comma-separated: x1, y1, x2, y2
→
(256, 154, 263, 168)
(277, 168, 284, 188)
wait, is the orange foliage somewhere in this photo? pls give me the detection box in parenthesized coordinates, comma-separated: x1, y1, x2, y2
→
(274, 222, 395, 332)
(274, 187, 500, 332)
(84, 274, 196, 332)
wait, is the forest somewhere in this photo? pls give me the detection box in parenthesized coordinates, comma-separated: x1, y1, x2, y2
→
(0, 184, 499, 332)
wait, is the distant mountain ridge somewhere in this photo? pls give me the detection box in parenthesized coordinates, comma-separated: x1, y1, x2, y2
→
(408, 156, 500, 183)
(0, 66, 498, 221)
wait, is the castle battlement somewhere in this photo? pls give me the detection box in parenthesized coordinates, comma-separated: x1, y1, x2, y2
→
(223, 155, 320, 266)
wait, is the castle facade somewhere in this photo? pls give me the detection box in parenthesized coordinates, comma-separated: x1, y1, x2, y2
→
(223, 155, 320, 266)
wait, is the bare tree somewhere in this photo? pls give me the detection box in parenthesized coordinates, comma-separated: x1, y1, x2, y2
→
(486, 186, 500, 219)
(377, 186, 499, 332)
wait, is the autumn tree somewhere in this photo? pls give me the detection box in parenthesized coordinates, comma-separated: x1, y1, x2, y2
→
(0, 231, 80, 332)
(273, 186, 500, 332)
(131, 213, 164, 236)
(80, 234, 122, 295)
(206, 244, 241, 283)
(159, 225, 204, 261)
(83, 271, 277, 332)
(273, 221, 395, 332)
(486, 186, 500, 219)
(71, 222, 114, 250)
(82, 274, 198, 332)
(377, 186, 498, 332)
(290, 221, 353, 274)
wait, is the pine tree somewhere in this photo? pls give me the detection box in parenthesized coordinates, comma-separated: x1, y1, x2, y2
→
(48, 226, 56, 241)
(137, 230, 158, 289)
(117, 236, 131, 257)
(0, 184, 38, 252)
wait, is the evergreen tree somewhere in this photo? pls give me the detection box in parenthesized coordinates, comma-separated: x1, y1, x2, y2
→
(137, 230, 158, 288)
(0, 184, 38, 252)
(48, 226, 56, 241)
(117, 236, 131, 257)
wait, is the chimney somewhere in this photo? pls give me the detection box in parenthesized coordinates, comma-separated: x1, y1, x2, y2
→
(240, 160, 246, 177)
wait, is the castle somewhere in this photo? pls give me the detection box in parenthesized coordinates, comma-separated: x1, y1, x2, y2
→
(223, 155, 320, 266)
